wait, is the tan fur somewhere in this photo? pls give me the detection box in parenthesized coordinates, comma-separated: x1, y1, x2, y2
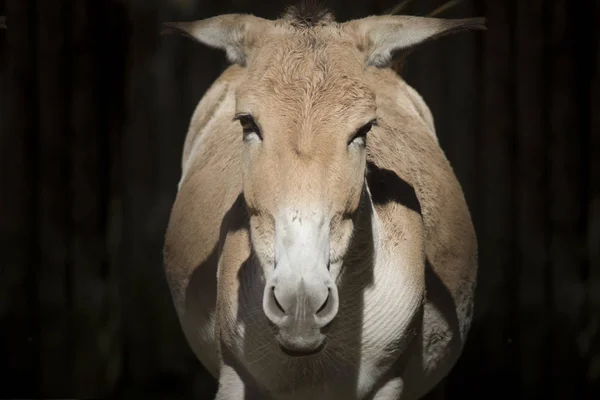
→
(164, 7, 481, 399)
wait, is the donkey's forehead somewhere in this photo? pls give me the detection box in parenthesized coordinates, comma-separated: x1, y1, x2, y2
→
(238, 32, 375, 113)
(250, 27, 363, 76)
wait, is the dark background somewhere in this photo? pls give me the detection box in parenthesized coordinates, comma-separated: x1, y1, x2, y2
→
(0, 0, 598, 398)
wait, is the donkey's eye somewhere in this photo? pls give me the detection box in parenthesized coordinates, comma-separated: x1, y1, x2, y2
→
(349, 119, 376, 146)
(234, 114, 262, 142)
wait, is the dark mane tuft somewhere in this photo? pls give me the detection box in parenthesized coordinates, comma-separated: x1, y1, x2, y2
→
(282, 0, 335, 28)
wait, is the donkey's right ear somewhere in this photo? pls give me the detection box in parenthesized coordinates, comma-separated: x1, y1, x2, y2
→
(162, 14, 271, 66)
(343, 15, 485, 68)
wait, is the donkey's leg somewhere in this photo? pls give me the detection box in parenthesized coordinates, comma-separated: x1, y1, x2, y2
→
(215, 364, 264, 400)
(371, 377, 404, 400)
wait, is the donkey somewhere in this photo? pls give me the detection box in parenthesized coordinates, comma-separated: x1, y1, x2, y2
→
(163, 3, 483, 399)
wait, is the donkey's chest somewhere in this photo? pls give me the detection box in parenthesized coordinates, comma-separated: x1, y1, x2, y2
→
(263, 295, 420, 400)
(344, 264, 423, 397)
(234, 261, 422, 400)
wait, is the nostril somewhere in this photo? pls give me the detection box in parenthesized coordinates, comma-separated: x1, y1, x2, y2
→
(272, 287, 286, 314)
(316, 288, 330, 315)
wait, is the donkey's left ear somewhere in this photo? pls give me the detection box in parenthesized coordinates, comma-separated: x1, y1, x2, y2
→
(343, 15, 485, 68)
(161, 14, 272, 65)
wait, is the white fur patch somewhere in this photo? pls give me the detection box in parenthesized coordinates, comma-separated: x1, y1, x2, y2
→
(274, 208, 330, 274)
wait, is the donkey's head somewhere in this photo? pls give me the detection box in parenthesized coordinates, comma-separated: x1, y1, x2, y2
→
(165, 2, 484, 356)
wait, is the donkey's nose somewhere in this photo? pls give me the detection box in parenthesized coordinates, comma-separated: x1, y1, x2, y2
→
(263, 285, 289, 326)
(271, 286, 288, 314)
(263, 279, 338, 329)
(311, 283, 338, 328)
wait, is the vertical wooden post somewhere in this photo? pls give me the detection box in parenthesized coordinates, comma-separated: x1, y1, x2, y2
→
(67, 1, 126, 396)
(514, 0, 551, 397)
(548, 0, 591, 397)
(36, 0, 72, 395)
(586, 0, 600, 396)
(478, 0, 518, 395)
(1, 0, 40, 396)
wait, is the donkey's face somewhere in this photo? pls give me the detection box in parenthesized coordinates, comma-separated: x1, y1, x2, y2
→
(235, 31, 376, 355)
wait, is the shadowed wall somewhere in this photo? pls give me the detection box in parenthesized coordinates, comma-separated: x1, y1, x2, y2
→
(0, 0, 598, 398)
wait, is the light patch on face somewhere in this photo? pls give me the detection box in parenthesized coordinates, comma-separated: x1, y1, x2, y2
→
(269, 208, 333, 317)
(273, 208, 331, 282)
(262, 207, 338, 333)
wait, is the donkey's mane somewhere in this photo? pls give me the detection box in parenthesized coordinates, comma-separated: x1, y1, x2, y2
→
(281, 0, 335, 28)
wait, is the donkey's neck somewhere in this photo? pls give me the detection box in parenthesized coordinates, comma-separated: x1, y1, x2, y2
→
(330, 186, 424, 364)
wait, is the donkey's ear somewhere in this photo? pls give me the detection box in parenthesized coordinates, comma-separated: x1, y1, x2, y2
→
(344, 15, 485, 68)
(162, 14, 271, 65)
